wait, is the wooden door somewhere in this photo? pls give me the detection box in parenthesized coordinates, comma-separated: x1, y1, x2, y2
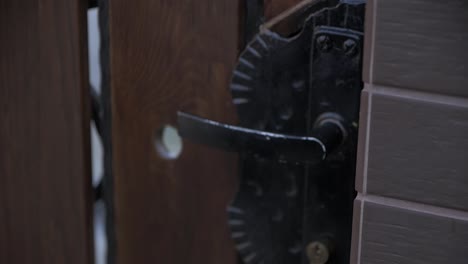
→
(106, 1, 313, 263)
(107, 1, 240, 263)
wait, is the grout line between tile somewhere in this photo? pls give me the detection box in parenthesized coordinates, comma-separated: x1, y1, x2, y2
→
(362, 86, 372, 194)
(368, 0, 377, 84)
(361, 193, 468, 221)
(372, 84, 468, 108)
(357, 198, 364, 264)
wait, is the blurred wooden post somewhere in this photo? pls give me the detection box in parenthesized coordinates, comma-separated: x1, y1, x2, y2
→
(0, 1, 94, 263)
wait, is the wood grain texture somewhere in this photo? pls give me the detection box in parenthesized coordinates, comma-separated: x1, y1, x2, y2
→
(108, 1, 240, 263)
(264, 0, 303, 19)
(367, 90, 468, 211)
(360, 199, 468, 264)
(0, 1, 93, 264)
(372, 0, 468, 96)
(262, 0, 325, 37)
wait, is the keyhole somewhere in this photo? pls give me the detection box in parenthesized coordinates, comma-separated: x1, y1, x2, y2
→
(154, 125, 183, 160)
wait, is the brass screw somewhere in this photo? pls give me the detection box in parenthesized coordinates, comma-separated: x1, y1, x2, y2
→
(306, 241, 330, 264)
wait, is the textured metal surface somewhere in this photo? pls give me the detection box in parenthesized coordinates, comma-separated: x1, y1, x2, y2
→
(244, 0, 264, 47)
(302, 26, 363, 264)
(177, 1, 365, 263)
(178, 112, 345, 164)
(227, 2, 364, 263)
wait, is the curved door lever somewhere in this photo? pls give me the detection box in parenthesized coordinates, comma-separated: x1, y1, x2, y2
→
(177, 111, 345, 164)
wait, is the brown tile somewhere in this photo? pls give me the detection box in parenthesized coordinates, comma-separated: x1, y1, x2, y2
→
(367, 91, 468, 211)
(372, 0, 468, 96)
(360, 198, 468, 264)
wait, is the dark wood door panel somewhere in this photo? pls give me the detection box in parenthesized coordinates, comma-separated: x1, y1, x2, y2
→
(0, 1, 93, 263)
(108, 1, 240, 263)
(265, 0, 303, 19)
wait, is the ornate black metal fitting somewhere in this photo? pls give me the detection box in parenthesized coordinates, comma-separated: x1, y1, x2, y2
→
(177, 1, 365, 263)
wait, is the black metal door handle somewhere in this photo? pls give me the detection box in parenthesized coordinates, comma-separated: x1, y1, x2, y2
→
(177, 111, 346, 164)
(173, 1, 365, 263)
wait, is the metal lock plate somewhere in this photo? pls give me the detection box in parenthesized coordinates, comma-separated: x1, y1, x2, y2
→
(177, 1, 365, 263)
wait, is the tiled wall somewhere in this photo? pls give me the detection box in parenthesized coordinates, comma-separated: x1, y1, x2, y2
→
(351, 0, 468, 263)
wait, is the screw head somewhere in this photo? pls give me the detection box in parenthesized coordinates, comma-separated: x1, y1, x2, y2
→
(279, 105, 293, 120)
(306, 241, 330, 264)
(316, 35, 332, 52)
(343, 39, 357, 56)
